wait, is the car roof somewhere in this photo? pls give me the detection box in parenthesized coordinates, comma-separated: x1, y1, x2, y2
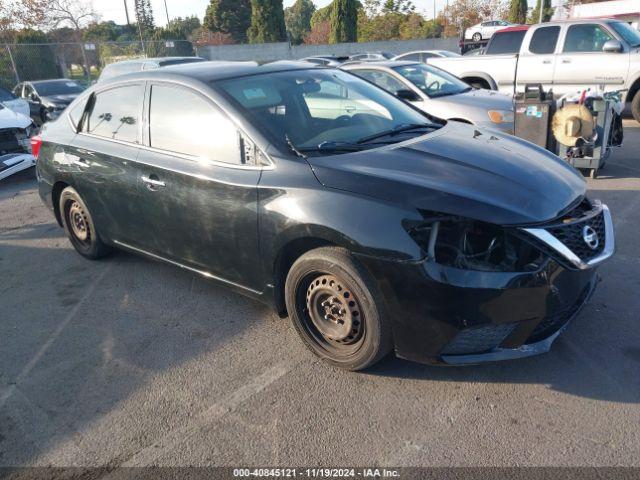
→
(343, 60, 419, 69)
(105, 56, 203, 67)
(97, 60, 323, 86)
(29, 78, 76, 85)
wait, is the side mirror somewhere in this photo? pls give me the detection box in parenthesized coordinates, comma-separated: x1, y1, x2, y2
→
(30, 93, 39, 102)
(603, 40, 623, 53)
(396, 89, 421, 102)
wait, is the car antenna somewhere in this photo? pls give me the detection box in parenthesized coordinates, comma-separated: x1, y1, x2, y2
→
(285, 134, 307, 159)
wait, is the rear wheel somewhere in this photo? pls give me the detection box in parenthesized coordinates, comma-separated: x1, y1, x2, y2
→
(472, 32, 482, 42)
(631, 91, 640, 124)
(59, 187, 111, 260)
(285, 247, 392, 371)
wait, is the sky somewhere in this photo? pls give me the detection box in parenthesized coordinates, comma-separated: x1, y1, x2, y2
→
(92, 0, 543, 27)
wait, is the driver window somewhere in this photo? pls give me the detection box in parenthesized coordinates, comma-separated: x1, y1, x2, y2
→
(563, 24, 613, 53)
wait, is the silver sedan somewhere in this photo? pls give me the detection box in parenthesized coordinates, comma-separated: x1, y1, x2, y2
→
(342, 61, 514, 134)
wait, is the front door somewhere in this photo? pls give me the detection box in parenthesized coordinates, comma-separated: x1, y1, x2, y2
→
(136, 82, 262, 290)
(553, 23, 629, 97)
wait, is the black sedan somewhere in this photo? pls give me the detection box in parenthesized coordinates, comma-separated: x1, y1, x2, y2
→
(13, 79, 85, 125)
(33, 61, 614, 370)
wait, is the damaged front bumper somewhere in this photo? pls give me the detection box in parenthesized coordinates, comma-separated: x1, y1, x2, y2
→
(357, 202, 614, 366)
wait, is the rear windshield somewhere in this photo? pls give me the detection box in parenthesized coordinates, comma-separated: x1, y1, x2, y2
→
(486, 30, 527, 55)
(34, 80, 84, 96)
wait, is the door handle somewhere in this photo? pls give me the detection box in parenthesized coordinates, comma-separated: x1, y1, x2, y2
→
(542, 60, 552, 64)
(141, 175, 166, 190)
(561, 59, 571, 64)
(345, 105, 356, 113)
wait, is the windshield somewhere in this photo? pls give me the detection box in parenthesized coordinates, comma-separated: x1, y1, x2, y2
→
(392, 64, 471, 98)
(215, 69, 437, 154)
(34, 80, 84, 96)
(609, 21, 640, 47)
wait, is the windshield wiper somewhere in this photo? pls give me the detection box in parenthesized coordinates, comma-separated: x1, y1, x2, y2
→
(357, 123, 436, 144)
(298, 141, 366, 154)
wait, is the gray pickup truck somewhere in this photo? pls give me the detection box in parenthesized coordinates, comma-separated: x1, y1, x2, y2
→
(430, 19, 640, 122)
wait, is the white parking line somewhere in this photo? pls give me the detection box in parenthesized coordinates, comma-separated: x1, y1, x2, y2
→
(120, 362, 292, 467)
(0, 264, 112, 409)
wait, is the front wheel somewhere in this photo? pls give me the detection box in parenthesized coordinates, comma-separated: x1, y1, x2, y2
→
(59, 187, 111, 260)
(285, 247, 392, 371)
(472, 32, 482, 42)
(631, 92, 640, 124)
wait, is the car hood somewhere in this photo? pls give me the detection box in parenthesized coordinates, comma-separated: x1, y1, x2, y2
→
(432, 88, 513, 111)
(42, 94, 78, 106)
(306, 122, 586, 226)
(0, 106, 32, 129)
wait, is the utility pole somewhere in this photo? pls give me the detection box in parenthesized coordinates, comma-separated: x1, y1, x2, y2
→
(163, 0, 170, 25)
(538, 0, 544, 23)
(123, 0, 131, 27)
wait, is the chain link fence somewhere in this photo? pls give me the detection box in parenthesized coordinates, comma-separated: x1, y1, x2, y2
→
(0, 40, 195, 90)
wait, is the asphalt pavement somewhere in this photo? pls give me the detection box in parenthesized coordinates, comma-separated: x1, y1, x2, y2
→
(1, 122, 639, 468)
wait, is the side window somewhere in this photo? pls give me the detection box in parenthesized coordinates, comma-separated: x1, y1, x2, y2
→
(149, 84, 241, 164)
(486, 31, 527, 54)
(400, 53, 421, 61)
(356, 71, 406, 95)
(422, 53, 437, 59)
(529, 26, 561, 54)
(86, 84, 142, 143)
(563, 24, 614, 53)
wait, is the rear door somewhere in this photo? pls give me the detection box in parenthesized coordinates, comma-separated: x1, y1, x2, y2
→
(517, 25, 561, 90)
(553, 23, 628, 96)
(70, 82, 145, 245)
(135, 82, 262, 289)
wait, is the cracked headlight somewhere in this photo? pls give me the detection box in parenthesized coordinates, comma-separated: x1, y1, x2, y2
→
(405, 214, 546, 272)
(487, 109, 514, 124)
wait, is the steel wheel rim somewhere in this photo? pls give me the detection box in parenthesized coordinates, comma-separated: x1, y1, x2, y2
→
(68, 201, 91, 244)
(298, 271, 366, 356)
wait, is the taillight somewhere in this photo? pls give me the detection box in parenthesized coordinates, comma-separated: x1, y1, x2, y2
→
(30, 135, 42, 159)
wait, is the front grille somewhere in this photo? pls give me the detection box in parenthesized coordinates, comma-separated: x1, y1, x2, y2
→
(527, 284, 591, 343)
(547, 211, 605, 263)
(440, 323, 516, 355)
(0, 128, 28, 156)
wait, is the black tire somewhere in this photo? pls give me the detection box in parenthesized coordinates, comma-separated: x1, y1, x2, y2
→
(59, 187, 111, 260)
(472, 32, 482, 42)
(631, 91, 640, 124)
(285, 247, 392, 371)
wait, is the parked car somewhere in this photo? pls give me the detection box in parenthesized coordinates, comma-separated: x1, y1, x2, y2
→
(299, 55, 349, 66)
(349, 52, 393, 62)
(98, 56, 206, 82)
(0, 86, 30, 118)
(0, 103, 36, 181)
(35, 61, 613, 370)
(343, 61, 514, 133)
(13, 79, 85, 126)
(430, 19, 640, 123)
(465, 20, 515, 42)
(463, 47, 484, 56)
(392, 50, 460, 62)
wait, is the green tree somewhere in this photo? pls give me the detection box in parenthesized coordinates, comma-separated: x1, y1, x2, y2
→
(311, 4, 333, 28)
(382, 0, 415, 14)
(508, 0, 528, 24)
(285, 0, 316, 45)
(203, 0, 251, 43)
(247, 0, 287, 43)
(330, 0, 358, 43)
(134, 0, 155, 37)
(529, 0, 553, 23)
